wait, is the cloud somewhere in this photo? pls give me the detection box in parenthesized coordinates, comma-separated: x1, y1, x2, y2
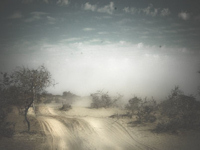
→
(160, 8, 171, 16)
(43, 0, 49, 3)
(83, 28, 95, 31)
(142, 4, 158, 17)
(194, 15, 200, 21)
(137, 42, 144, 49)
(97, 2, 115, 15)
(57, 0, 69, 6)
(25, 11, 48, 22)
(60, 38, 81, 42)
(98, 32, 108, 35)
(22, 0, 69, 5)
(83, 2, 115, 15)
(22, 0, 33, 3)
(31, 11, 47, 16)
(123, 5, 171, 17)
(9, 12, 23, 19)
(22, 0, 49, 3)
(178, 12, 190, 20)
(87, 39, 101, 43)
(47, 16, 56, 24)
(123, 7, 137, 14)
(84, 2, 96, 11)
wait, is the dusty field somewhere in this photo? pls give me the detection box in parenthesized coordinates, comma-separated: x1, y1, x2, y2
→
(1, 103, 200, 150)
(0, 107, 45, 150)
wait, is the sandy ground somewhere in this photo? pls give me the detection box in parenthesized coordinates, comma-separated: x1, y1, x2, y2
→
(37, 105, 153, 150)
(0, 107, 45, 150)
(1, 103, 200, 150)
(37, 104, 200, 150)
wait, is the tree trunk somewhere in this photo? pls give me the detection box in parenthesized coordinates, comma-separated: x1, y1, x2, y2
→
(24, 98, 34, 132)
(24, 83, 36, 132)
(24, 107, 30, 132)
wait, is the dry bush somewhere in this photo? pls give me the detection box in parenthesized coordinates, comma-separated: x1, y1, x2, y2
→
(90, 91, 121, 109)
(0, 87, 15, 138)
(60, 103, 72, 111)
(126, 96, 157, 124)
(125, 96, 142, 115)
(154, 86, 200, 133)
(0, 108, 15, 138)
(0, 121, 15, 138)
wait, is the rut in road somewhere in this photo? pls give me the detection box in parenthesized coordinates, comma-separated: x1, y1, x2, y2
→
(37, 106, 155, 150)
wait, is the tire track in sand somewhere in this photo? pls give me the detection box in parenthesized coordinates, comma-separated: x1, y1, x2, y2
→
(37, 105, 156, 150)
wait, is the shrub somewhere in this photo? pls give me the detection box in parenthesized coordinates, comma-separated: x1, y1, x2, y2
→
(0, 108, 15, 138)
(0, 122, 15, 138)
(0, 87, 15, 138)
(155, 86, 200, 133)
(125, 96, 142, 115)
(126, 96, 157, 124)
(90, 91, 121, 109)
(60, 103, 72, 111)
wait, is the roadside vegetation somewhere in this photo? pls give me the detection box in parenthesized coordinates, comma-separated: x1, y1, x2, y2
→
(154, 86, 200, 133)
(90, 90, 122, 109)
(124, 86, 200, 133)
(0, 65, 54, 138)
(125, 96, 157, 124)
(1, 66, 200, 140)
(89, 86, 200, 134)
(59, 103, 72, 111)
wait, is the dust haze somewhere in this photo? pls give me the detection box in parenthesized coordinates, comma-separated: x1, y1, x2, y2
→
(1, 43, 199, 100)
(1, 44, 200, 150)
(41, 44, 199, 100)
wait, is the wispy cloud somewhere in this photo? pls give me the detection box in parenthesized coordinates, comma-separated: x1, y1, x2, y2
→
(123, 5, 171, 17)
(60, 38, 81, 42)
(97, 2, 115, 15)
(47, 16, 56, 24)
(22, 0, 49, 3)
(137, 42, 144, 49)
(83, 2, 115, 15)
(95, 16, 112, 19)
(98, 31, 108, 35)
(178, 12, 190, 20)
(142, 4, 158, 17)
(22, 0, 69, 5)
(123, 7, 137, 14)
(194, 15, 200, 21)
(57, 0, 69, 6)
(83, 2, 96, 11)
(43, 0, 49, 3)
(160, 8, 171, 16)
(83, 28, 95, 31)
(22, 0, 33, 3)
(9, 12, 23, 19)
(86, 38, 102, 44)
(25, 11, 48, 22)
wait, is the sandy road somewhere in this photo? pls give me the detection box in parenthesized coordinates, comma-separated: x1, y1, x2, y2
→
(37, 105, 155, 150)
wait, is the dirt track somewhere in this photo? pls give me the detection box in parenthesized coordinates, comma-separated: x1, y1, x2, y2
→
(1, 104, 200, 150)
(37, 105, 155, 150)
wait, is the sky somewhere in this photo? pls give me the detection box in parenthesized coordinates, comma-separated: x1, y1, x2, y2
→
(0, 0, 200, 100)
